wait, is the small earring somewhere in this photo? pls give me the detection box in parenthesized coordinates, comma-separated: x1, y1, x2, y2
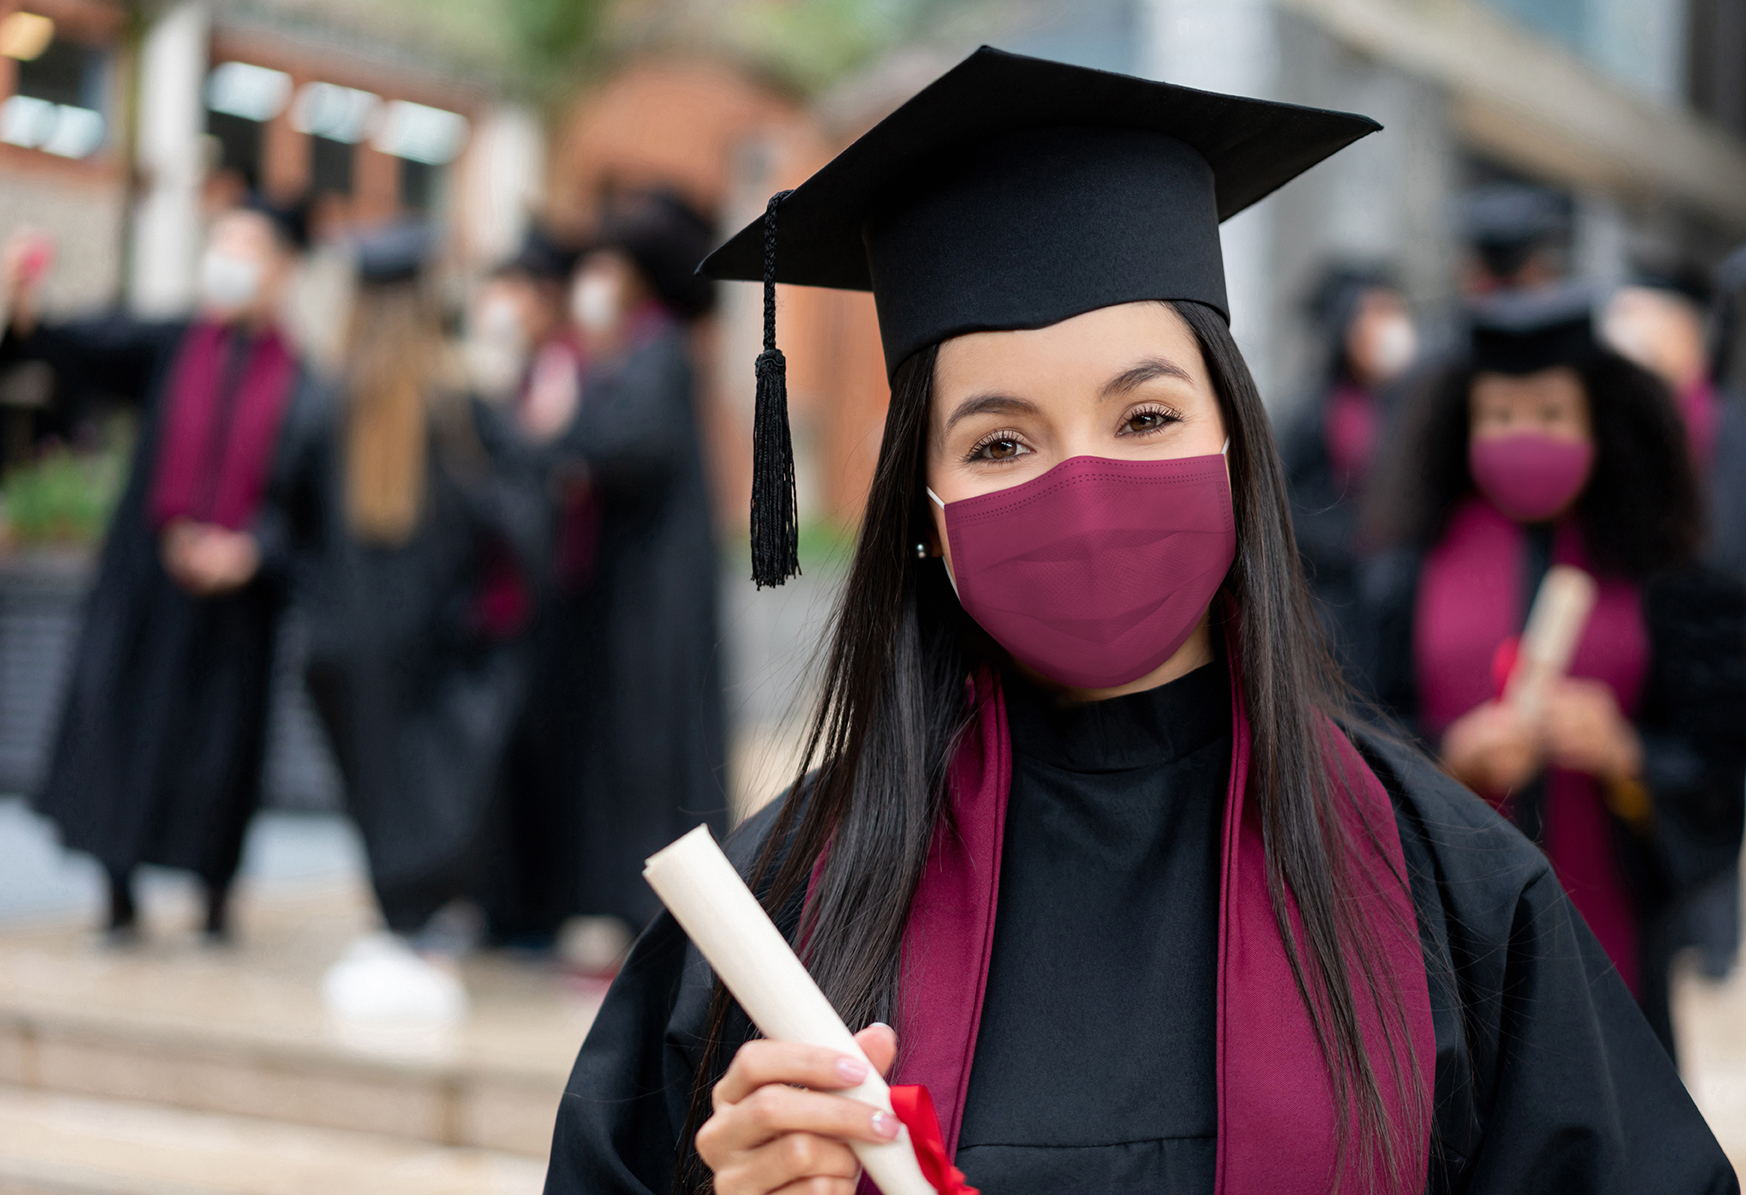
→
(914, 542, 929, 559)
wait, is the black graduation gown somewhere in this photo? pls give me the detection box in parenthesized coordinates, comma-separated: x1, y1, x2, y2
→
(1707, 388, 1746, 584)
(482, 326, 728, 939)
(1280, 387, 1371, 671)
(1356, 548, 1746, 1049)
(301, 397, 538, 933)
(1, 315, 325, 888)
(954, 661, 1227, 1190)
(564, 325, 728, 929)
(541, 716, 1735, 1193)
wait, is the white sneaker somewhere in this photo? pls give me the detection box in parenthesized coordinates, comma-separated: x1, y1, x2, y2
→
(322, 933, 469, 1025)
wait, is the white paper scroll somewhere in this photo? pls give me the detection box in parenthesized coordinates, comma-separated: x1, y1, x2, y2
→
(643, 825, 937, 1195)
(1504, 564, 1597, 718)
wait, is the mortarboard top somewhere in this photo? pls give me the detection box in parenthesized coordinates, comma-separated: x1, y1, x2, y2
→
(505, 223, 584, 282)
(1469, 284, 1598, 376)
(700, 45, 1380, 586)
(703, 45, 1380, 378)
(353, 221, 436, 285)
(240, 191, 312, 252)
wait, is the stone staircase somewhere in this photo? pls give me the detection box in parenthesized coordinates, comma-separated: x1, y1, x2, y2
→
(0, 881, 602, 1194)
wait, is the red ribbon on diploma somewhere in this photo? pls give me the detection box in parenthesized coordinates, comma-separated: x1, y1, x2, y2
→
(887, 1085, 979, 1195)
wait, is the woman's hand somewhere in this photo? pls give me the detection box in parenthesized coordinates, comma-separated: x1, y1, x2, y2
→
(696, 1023, 900, 1195)
(1441, 700, 1542, 796)
(161, 520, 262, 595)
(1, 230, 52, 334)
(1543, 678, 1642, 783)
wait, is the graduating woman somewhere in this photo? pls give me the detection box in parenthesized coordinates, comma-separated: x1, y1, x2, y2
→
(0, 198, 325, 941)
(1281, 265, 1417, 665)
(302, 225, 537, 1007)
(1360, 285, 1746, 1060)
(544, 50, 1733, 1195)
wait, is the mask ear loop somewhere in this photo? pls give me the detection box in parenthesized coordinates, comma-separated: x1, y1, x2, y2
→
(924, 488, 960, 597)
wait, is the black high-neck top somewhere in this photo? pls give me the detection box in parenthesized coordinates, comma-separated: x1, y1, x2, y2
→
(955, 657, 1230, 1194)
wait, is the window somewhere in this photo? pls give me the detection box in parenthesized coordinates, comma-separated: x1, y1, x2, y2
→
(310, 134, 353, 195)
(0, 16, 109, 159)
(204, 61, 291, 190)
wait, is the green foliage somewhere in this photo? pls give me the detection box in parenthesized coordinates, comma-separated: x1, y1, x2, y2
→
(720, 0, 937, 91)
(0, 426, 129, 550)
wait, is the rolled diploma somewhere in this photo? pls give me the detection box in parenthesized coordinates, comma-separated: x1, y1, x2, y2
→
(643, 825, 937, 1195)
(1505, 565, 1597, 717)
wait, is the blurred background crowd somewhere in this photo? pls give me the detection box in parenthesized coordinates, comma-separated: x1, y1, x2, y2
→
(0, 0, 1744, 1190)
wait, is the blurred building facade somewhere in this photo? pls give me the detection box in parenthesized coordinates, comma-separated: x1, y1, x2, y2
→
(0, 0, 543, 336)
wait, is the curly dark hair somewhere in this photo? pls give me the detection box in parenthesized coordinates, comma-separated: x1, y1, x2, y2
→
(1366, 348, 1703, 579)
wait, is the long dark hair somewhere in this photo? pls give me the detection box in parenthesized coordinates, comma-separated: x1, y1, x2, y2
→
(1367, 349, 1702, 577)
(680, 300, 1425, 1190)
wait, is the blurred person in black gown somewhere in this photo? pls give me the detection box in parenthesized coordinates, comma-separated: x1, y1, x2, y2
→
(0, 197, 326, 940)
(1280, 265, 1417, 668)
(1603, 264, 1746, 985)
(466, 224, 591, 949)
(302, 225, 541, 1014)
(1359, 285, 1746, 1054)
(1455, 181, 1570, 297)
(480, 189, 728, 965)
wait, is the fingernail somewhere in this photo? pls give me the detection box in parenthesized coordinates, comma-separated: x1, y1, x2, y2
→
(871, 1111, 899, 1139)
(869, 1021, 896, 1041)
(836, 1056, 869, 1083)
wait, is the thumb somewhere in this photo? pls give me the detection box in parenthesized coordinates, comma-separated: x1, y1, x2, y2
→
(854, 1022, 897, 1078)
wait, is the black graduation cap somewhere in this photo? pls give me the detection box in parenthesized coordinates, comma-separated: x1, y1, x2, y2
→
(700, 45, 1380, 586)
(1456, 183, 1569, 279)
(505, 223, 583, 282)
(1468, 284, 1598, 376)
(353, 221, 436, 285)
(242, 191, 312, 252)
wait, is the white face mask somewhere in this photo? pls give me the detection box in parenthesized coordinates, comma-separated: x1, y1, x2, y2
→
(1367, 314, 1418, 381)
(465, 295, 529, 400)
(571, 273, 621, 334)
(199, 249, 263, 313)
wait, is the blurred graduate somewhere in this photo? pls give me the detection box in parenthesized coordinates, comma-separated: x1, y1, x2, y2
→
(1280, 264, 1417, 665)
(480, 188, 727, 965)
(301, 224, 540, 1013)
(544, 49, 1733, 1195)
(0, 197, 326, 940)
(1360, 285, 1746, 1055)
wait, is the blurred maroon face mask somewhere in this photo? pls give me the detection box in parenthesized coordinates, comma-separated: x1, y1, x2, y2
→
(932, 449, 1235, 690)
(1468, 431, 1594, 522)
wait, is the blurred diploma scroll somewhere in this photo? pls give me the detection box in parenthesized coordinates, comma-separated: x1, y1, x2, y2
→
(1504, 565, 1597, 718)
(644, 826, 939, 1195)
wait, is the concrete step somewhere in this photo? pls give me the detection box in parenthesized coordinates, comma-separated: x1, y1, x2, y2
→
(0, 1085, 546, 1195)
(0, 883, 602, 1158)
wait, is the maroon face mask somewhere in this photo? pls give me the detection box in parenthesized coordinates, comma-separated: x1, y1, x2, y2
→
(932, 449, 1236, 689)
(1468, 431, 1594, 522)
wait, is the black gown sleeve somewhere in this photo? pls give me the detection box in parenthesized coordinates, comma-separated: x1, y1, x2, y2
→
(249, 373, 332, 583)
(0, 313, 182, 404)
(1357, 731, 1738, 1195)
(563, 331, 695, 497)
(1633, 566, 1746, 899)
(545, 800, 786, 1195)
(1353, 548, 1424, 737)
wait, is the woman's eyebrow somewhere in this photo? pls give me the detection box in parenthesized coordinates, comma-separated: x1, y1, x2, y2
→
(944, 394, 1041, 431)
(1101, 357, 1193, 397)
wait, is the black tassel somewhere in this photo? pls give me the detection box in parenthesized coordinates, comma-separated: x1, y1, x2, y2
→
(750, 188, 800, 588)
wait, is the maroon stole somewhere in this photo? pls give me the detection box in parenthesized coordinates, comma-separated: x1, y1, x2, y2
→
(833, 641, 1435, 1194)
(149, 321, 298, 532)
(1413, 495, 1648, 990)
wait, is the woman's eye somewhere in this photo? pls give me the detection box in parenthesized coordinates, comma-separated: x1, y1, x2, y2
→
(965, 432, 1031, 462)
(1122, 408, 1176, 435)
